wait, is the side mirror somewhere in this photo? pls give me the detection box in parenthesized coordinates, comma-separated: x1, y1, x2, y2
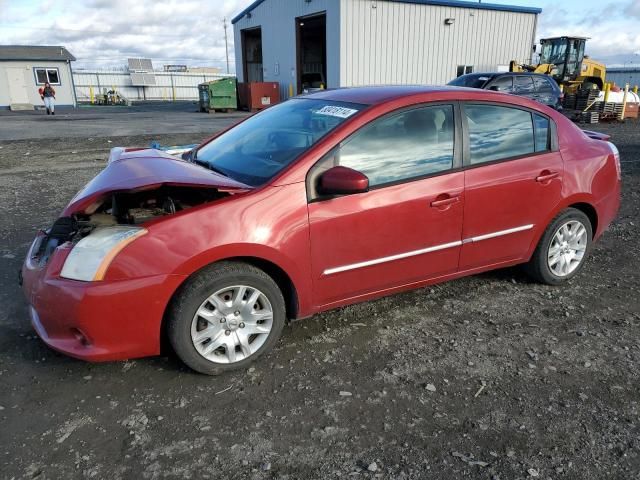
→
(489, 85, 501, 91)
(319, 166, 369, 195)
(182, 148, 195, 161)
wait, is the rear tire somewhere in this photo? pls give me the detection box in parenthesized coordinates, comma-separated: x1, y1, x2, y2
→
(168, 261, 286, 375)
(525, 208, 592, 285)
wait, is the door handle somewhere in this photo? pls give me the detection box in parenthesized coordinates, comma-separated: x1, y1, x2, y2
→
(536, 171, 559, 183)
(430, 195, 460, 208)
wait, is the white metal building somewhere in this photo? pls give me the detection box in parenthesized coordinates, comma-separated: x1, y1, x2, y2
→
(0, 45, 77, 110)
(232, 0, 541, 100)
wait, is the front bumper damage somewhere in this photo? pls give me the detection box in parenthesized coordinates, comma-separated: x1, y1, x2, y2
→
(22, 237, 185, 361)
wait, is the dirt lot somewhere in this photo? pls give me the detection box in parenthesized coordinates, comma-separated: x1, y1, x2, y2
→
(0, 108, 639, 480)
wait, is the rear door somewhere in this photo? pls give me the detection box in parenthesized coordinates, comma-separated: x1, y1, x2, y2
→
(307, 103, 465, 306)
(459, 103, 563, 269)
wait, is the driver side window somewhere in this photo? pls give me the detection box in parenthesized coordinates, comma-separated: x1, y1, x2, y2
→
(336, 105, 455, 187)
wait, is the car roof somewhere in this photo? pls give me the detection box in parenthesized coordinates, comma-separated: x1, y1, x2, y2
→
(304, 85, 472, 105)
(300, 85, 563, 115)
(461, 72, 551, 78)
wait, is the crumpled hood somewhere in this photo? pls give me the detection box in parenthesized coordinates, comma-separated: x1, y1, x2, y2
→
(63, 148, 251, 215)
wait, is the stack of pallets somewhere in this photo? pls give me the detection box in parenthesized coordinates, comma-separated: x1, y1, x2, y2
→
(614, 103, 624, 117)
(575, 89, 600, 111)
(598, 102, 625, 120)
(579, 111, 600, 124)
(562, 94, 577, 110)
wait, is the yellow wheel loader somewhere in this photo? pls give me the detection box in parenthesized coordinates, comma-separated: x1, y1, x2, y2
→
(510, 37, 606, 93)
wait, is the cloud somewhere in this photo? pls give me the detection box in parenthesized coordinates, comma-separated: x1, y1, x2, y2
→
(537, 0, 640, 63)
(3, 0, 640, 70)
(3, 0, 254, 70)
(625, 0, 640, 18)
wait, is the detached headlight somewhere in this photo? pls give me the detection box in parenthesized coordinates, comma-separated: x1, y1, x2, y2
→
(60, 227, 147, 281)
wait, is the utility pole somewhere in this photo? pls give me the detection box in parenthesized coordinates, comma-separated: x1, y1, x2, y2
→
(223, 17, 230, 74)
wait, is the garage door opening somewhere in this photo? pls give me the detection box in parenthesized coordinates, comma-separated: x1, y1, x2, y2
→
(296, 13, 326, 94)
(242, 27, 263, 82)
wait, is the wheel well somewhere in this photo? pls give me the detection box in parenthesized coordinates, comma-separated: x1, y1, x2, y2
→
(569, 202, 598, 237)
(159, 257, 299, 355)
(582, 77, 604, 90)
(168, 257, 298, 319)
(231, 256, 299, 320)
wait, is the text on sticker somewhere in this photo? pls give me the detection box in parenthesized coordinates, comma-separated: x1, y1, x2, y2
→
(315, 105, 359, 119)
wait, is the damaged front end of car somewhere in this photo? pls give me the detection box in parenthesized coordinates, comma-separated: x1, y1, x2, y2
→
(23, 147, 251, 281)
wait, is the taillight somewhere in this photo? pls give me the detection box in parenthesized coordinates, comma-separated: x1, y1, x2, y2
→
(609, 142, 621, 180)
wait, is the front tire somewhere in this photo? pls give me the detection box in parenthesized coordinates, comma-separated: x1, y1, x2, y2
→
(168, 262, 286, 375)
(526, 208, 592, 285)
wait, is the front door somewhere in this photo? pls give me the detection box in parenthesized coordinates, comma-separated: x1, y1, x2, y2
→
(307, 103, 464, 307)
(7, 68, 29, 104)
(460, 103, 563, 269)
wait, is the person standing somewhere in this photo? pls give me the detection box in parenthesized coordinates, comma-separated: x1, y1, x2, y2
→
(39, 82, 56, 115)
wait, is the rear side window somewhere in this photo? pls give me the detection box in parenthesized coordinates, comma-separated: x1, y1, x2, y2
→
(514, 76, 535, 93)
(533, 76, 554, 93)
(534, 113, 550, 151)
(464, 104, 535, 164)
(487, 76, 514, 92)
(338, 105, 455, 186)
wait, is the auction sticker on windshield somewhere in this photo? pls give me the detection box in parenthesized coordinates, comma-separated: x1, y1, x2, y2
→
(315, 105, 359, 119)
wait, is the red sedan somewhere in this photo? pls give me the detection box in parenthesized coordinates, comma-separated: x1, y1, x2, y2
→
(21, 86, 621, 374)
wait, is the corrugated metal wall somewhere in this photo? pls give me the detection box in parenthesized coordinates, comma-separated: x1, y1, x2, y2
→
(340, 0, 537, 86)
(72, 71, 234, 102)
(606, 69, 640, 89)
(233, 0, 341, 100)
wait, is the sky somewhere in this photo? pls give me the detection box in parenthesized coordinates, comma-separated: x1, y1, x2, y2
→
(1, 0, 639, 70)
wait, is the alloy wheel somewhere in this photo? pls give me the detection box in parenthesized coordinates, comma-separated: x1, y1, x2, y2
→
(547, 220, 588, 277)
(190, 285, 274, 364)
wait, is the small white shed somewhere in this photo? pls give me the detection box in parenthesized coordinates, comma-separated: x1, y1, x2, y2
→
(0, 45, 77, 110)
(232, 0, 541, 100)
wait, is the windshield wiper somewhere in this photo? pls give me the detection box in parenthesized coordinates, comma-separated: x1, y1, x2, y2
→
(194, 158, 229, 178)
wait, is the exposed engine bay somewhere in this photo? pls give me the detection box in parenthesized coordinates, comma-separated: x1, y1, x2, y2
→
(84, 185, 227, 226)
(30, 185, 228, 267)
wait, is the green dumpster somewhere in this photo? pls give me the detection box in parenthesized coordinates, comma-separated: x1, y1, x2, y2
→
(198, 78, 237, 113)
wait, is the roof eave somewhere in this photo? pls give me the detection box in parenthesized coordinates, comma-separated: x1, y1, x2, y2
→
(232, 0, 541, 24)
(0, 57, 75, 62)
(231, 0, 267, 24)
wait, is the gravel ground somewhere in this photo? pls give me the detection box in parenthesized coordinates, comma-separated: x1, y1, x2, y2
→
(0, 113, 638, 480)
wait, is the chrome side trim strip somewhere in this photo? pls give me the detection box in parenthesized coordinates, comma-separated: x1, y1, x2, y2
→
(323, 240, 462, 275)
(322, 224, 535, 276)
(467, 224, 534, 243)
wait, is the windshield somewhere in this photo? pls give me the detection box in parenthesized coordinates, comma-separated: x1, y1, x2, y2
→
(540, 39, 568, 67)
(195, 99, 364, 186)
(448, 74, 492, 89)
